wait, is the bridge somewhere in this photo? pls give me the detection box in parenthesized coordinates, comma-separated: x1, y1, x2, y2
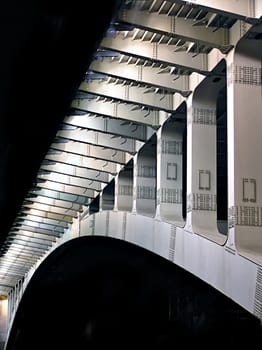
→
(1, 0, 262, 347)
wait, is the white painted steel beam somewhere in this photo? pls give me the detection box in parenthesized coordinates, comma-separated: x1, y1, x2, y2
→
(17, 209, 72, 223)
(38, 172, 103, 192)
(5, 247, 42, 257)
(40, 163, 111, 184)
(29, 188, 91, 206)
(10, 231, 57, 243)
(17, 215, 68, 229)
(23, 196, 81, 212)
(71, 97, 161, 127)
(0, 258, 33, 268)
(39, 178, 102, 194)
(20, 208, 73, 224)
(14, 225, 62, 238)
(51, 140, 130, 165)
(22, 200, 78, 217)
(5, 250, 44, 263)
(0, 264, 24, 273)
(0, 269, 28, 277)
(25, 216, 59, 230)
(35, 180, 97, 199)
(0, 257, 30, 271)
(0, 277, 18, 284)
(4, 250, 40, 260)
(7, 240, 50, 250)
(0, 272, 24, 279)
(7, 238, 50, 249)
(63, 114, 150, 141)
(170, 0, 261, 20)
(89, 59, 191, 93)
(12, 230, 57, 242)
(5, 242, 46, 253)
(118, 9, 230, 52)
(101, 33, 208, 73)
(56, 129, 140, 154)
(45, 152, 118, 175)
(9, 234, 55, 246)
(79, 80, 175, 112)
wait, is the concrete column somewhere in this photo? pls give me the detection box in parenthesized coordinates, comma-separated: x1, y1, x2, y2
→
(227, 37, 262, 265)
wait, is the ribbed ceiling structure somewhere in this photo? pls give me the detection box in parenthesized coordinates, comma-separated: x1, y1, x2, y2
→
(0, 0, 261, 293)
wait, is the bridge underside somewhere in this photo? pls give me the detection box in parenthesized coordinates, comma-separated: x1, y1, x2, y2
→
(1, 0, 262, 345)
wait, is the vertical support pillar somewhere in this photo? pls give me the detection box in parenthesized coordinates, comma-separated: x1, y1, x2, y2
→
(116, 160, 133, 212)
(227, 37, 262, 264)
(0, 295, 8, 348)
(7, 291, 11, 325)
(14, 284, 18, 311)
(113, 174, 119, 211)
(135, 135, 157, 217)
(89, 195, 100, 215)
(8, 290, 13, 325)
(101, 180, 115, 211)
(158, 111, 186, 226)
(7, 288, 14, 330)
(186, 61, 226, 243)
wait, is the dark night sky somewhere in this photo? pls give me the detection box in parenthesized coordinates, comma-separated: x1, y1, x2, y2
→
(0, 1, 118, 246)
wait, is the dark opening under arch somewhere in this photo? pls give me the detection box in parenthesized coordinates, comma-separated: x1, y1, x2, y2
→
(6, 236, 262, 349)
